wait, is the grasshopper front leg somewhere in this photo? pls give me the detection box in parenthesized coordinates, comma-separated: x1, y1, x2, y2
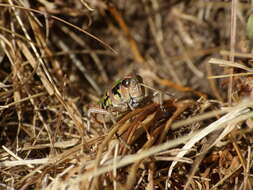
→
(87, 107, 116, 132)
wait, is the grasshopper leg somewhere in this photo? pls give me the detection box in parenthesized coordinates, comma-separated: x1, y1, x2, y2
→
(140, 83, 166, 111)
(87, 107, 116, 132)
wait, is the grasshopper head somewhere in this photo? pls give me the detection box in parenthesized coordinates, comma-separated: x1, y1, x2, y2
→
(120, 75, 145, 108)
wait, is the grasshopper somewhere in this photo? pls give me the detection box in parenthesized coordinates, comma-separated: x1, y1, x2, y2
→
(100, 75, 145, 112)
(87, 75, 166, 131)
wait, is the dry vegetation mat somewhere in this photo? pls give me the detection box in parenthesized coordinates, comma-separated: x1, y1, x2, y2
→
(1, 0, 253, 189)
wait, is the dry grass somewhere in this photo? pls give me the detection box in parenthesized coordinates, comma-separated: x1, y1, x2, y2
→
(1, 0, 253, 189)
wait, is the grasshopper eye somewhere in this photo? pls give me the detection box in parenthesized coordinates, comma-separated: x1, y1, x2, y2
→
(122, 78, 131, 87)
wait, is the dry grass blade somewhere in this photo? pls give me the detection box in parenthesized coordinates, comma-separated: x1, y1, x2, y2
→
(0, 3, 117, 54)
(168, 98, 253, 178)
(1, 0, 253, 189)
